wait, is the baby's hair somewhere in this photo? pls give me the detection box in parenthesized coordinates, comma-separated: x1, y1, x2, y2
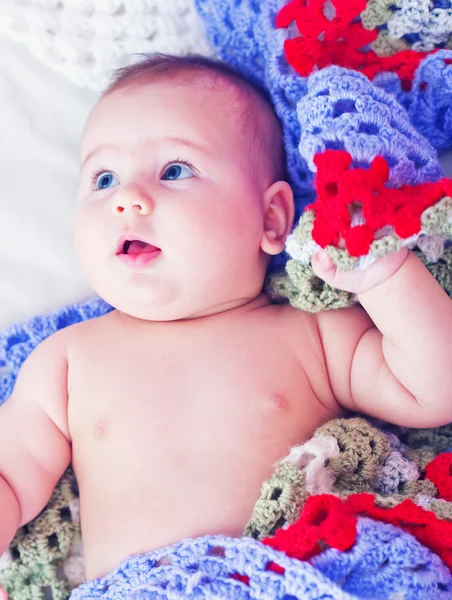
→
(104, 53, 286, 183)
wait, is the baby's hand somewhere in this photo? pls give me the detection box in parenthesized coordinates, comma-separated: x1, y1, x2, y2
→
(312, 248, 409, 295)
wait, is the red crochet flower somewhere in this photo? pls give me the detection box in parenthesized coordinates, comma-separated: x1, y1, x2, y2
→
(308, 150, 452, 256)
(277, 0, 376, 77)
(276, 0, 434, 88)
(229, 496, 356, 583)
(261, 492, 452, 572)
(425, 453, 452, 502)
(262, 494, 357, 561)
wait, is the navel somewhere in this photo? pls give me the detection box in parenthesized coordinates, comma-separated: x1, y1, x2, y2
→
(93, 418, 110, 440)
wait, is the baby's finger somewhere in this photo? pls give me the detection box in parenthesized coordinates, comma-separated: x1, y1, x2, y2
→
(312, 250, 368, 293)
(312, 248, 409, 294)
(311, 250, 335, 274)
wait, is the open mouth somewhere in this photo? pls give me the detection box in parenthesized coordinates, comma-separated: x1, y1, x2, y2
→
(120, 239, 158, 255)
(116, 236, 161, 267)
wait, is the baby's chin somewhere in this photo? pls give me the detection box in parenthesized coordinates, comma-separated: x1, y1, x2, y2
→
(88, 276, 182, 321)
(87, 271, 253, 322)
(108, 300, 191, 323)
(92, 281, 208, 322)
(114, 305, 190, 322)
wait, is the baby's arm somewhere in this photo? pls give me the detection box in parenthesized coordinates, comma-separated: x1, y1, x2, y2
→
(0, 332, 71, 554)
(314, 249, 452, 427)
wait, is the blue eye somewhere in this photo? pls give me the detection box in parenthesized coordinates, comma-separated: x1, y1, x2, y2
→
(95, 171, 119, 190)
(162, 163, 195, 181)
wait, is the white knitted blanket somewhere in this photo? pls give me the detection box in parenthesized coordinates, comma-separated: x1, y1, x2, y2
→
(0, 0, 212, 90)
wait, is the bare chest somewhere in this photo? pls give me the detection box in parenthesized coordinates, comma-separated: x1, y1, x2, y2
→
(69, 327, 313, 450)
(66, 311, 331, 468)
(65, 309, 337, 578)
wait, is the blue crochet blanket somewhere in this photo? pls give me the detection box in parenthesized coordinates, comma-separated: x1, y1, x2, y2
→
(195, 0, 452, 218)
(3, 0, 452, 598)
(69, 529, 452, 600)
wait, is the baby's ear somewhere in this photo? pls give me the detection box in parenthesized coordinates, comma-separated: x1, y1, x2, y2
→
(260, 180, 295, 255)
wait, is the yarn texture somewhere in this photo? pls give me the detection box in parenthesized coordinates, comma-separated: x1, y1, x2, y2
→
(0, 0, 211, 90)
(197, 0, 452, 308)
(3, 0, 452, 598)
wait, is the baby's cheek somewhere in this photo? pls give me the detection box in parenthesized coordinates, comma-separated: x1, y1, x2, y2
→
(76, 207, 104, 247)
(75, 226, 94, 267)
(74, 215, 109, 288)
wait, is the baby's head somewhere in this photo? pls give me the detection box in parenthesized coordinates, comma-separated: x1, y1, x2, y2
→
(75, 54, 294, 321)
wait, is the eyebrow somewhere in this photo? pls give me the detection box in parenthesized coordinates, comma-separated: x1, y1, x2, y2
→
(81, 144, 117, 169)
(81, 137, 210, 169)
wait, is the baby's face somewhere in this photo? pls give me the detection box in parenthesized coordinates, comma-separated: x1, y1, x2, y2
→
(76, 81, 272, 321)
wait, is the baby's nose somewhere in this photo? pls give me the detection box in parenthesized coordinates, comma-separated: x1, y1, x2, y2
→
(113, 185, 153, 217)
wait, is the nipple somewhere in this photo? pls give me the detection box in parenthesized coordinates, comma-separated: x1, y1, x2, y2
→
(272, 394, 289, 411)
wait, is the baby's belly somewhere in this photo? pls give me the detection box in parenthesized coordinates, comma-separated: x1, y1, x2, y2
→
(70, 382, 335, 580)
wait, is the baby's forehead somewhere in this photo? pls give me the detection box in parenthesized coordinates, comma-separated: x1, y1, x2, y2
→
(83, 77, 259, 156)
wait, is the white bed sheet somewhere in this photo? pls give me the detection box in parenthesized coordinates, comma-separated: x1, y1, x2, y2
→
(0, 34, 98, 329)
(2, 33, 452, 331)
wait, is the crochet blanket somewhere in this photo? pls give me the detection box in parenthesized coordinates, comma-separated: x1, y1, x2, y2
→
(0, 0, 212, 90)
(3, 0, 452, 598)
(197, 0, 452, 309)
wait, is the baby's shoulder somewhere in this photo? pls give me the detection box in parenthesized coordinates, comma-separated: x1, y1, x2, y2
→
(262, 301, 324, 358)
(25, 313, 109, 366)
(57, 311, 113, 345)
(268, 300, 319, 332)
(268, 302, 345, 414)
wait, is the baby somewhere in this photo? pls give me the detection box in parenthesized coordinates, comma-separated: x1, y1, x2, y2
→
(1, 53, 452, 596)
